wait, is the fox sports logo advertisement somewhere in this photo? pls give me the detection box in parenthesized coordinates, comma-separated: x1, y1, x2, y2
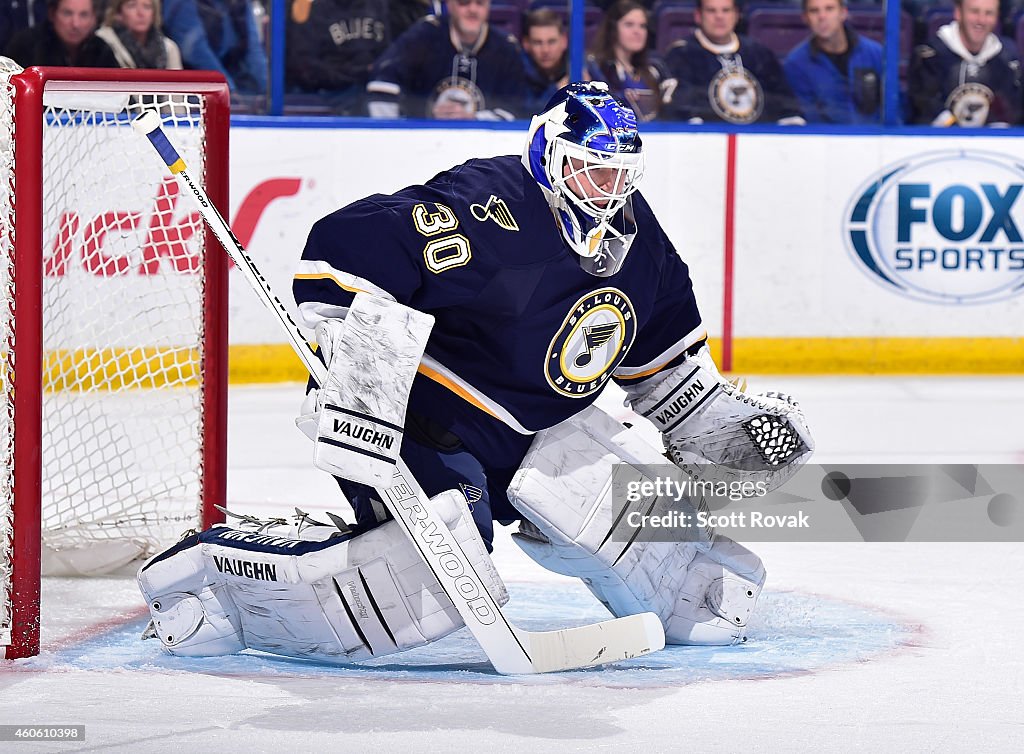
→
(844, 150, 1024, 304)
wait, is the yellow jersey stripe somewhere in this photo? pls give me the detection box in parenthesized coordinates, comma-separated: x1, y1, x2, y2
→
(293, 271, 368, 295)
(417, 363, 501, 420)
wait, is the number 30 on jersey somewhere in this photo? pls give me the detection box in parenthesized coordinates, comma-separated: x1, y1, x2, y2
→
(412, 203, 471, 274)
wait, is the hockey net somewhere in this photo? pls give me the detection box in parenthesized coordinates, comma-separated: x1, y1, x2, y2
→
(1, 64, 229, 659)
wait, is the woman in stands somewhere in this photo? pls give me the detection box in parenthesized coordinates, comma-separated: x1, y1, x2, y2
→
(584, 0, 672, 120)
(97, 0, 182, 69)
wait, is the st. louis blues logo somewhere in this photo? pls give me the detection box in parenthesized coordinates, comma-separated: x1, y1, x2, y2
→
(458, 483, 484, 511)
(470, 195, 519, 231)
(545, 288, 636, 397)
(947, 82, 993, 127)
(709, 64, 763, 124)
(573, 322, 620, 367)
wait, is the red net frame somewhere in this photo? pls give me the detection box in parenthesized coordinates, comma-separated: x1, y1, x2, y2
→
(2, 68, 230, 659)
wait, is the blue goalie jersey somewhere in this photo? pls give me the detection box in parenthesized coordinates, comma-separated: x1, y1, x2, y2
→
(294, 155, 705, 469)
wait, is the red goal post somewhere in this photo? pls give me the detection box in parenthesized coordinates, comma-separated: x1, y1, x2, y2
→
(1, 65, 230, 659)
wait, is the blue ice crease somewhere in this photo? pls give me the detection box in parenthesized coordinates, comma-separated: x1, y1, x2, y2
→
(18, 583, 917, 688)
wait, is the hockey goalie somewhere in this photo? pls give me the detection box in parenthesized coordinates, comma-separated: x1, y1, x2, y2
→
(137, 83, 813, 666)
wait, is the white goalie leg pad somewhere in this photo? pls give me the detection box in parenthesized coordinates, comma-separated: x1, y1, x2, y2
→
(137, 539, 246, 656)
(622, 344, 814, 491)
(296, 292, 435, 487)
(137, 490, 507, 662)
(508, 404, 765, 645)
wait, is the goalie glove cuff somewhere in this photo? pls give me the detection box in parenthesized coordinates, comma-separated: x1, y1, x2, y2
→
(623, 345, 814, 490)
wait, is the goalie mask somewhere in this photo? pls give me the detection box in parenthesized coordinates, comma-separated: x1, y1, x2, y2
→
(523, 82, 645, 277)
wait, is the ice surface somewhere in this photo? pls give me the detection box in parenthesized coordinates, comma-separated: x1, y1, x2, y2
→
(2, 377, 1023, 751)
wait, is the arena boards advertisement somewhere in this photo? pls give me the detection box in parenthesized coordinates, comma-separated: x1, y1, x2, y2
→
(223, 126, 730, 380)
(44, 126, 1019, 377)
(728, 134, 1024, 372)
(845, 150, 1024, 306)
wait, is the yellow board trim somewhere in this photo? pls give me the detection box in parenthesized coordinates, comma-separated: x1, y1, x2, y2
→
(7, 339, 1019, 395)
(34, 347, 202, 391)
(728, 337, 1024, 375)
(221, 337, 1023, 385)
(228, 344, 312, 383)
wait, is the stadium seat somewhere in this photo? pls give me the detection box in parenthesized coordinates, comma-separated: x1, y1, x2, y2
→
(847, 6, 915, 80)
(656, 5, 698, 55)
(848, 6, 887, 43)
(746, 8, 808, 57)
(489, 3, 524, 38)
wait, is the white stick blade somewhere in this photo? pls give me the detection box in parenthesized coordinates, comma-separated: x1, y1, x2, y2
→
(516, 612, 666, 674)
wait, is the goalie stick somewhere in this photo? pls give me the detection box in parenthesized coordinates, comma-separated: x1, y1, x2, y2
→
(132, 111, 666, 674)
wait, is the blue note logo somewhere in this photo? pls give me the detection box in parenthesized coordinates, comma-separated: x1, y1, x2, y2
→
(845, 150, 1024, 304)
(470, 195, 519, 231)
(546, 288, 636, 398)
(458, 483, 483, 511)
(709, 67, 764, 124)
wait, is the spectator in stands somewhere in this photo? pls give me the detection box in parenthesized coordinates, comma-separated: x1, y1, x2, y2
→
(161, 0, 267, 95)
(96, 0, 182, 68)
(366, 0, 524, 120)
(909, 0, 1021, 125)
(584, 0, 671, 121)
(4, 0, 118, 67)
(783, 0, 887, 123)
(285, 1, 435, 116)
(522, 7, 569, 115)
(1, 1, 46, 54)
(662, 0, 805, 124)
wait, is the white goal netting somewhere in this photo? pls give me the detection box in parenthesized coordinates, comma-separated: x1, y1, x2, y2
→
(1, 62, 223, 651)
